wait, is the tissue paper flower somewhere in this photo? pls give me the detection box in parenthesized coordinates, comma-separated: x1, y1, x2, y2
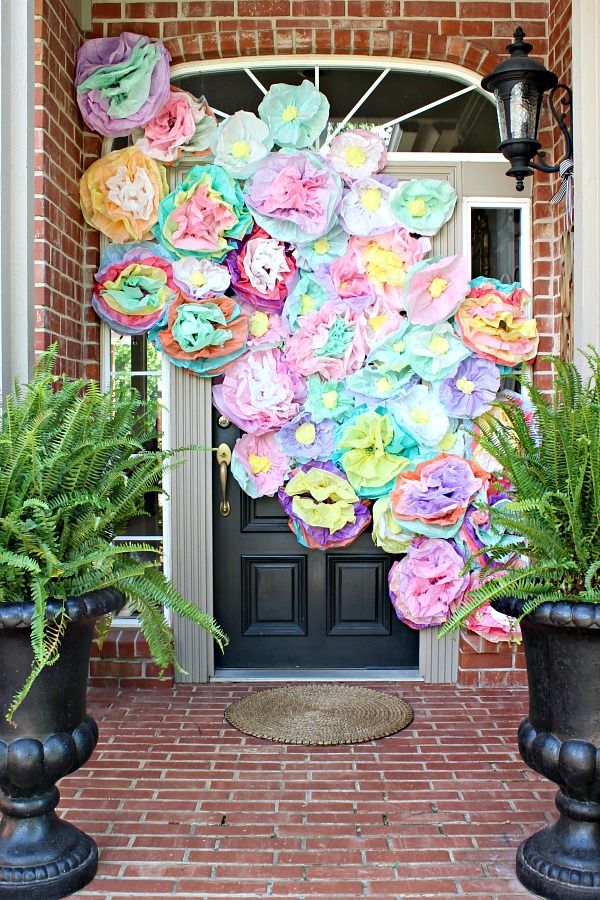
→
(388, 538, 469, 629)
(134, 88, 217, 164)
(352, 230, 431, 311)
(335, 408, 411, 498)
(390, 453, 489, 538)
(154, 164, 252, 260)
(404, 254, 470, 325)
(150, 293, 248, 376)
(278, 461, 371, 550)
(258, 80, 329, 149)
(464, 588, 520, 644)
(212, 111, 274, 179)
(339, 177, 396, 236)
(345, 338, 415, 403)
(228, 225, 297, 313)
(460, 494, 521, 565)
(391, 179, 457, 236)
(295, 223, 349, 269)
(392, 384, 450, 449)
(75, 33, 170, 137)
(303, 375, 355, 423)
(455, 277, 538, 366)
(172, 257, 231, 299)
(212, 348, 304, 434)
(244, 150, 343, 244)
(438, 356, 500, 419)
(404, 323, 471, 382)
(286, 301, 368, 380)
(244, 307, 289, 351)
(329, 245, 375, 307)
(283, 270, 337, 331)
(277, 413, 335, 463)
(92, 242, 178, 334)
(372, 496, 414, 554)
(327, 129, 387, 184)
(80, 147, 168, 243)
(231, 431, 290, 498)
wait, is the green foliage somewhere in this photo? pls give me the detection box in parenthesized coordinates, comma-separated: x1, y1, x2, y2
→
(0, 346, 227, 719)
(441, 349, 600, 635)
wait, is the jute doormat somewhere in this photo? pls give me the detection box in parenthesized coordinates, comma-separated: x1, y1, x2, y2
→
(223, 684, 414, 745)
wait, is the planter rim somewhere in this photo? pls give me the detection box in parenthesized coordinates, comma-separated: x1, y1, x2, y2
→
(0, 588, 124, 630)
(492, 596, 600, 629)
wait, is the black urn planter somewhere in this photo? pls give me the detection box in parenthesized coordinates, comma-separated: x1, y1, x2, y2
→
(494, 597, 600, 899)
(0, 588, 123, 899)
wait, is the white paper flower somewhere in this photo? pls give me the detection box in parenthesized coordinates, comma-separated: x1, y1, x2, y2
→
(106, 165, 155, 220)
(212, 111, 274, 180)
(243, 236, 292, 294)
(391, 384, 450, 448)
(172, 257, 231, 299)
(326, 129, 387, 184)
(339, 177, 396, 237)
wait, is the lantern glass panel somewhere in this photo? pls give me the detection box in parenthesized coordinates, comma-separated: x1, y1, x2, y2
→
(509, 80, 541, 140)
(494, 89, 509, 142)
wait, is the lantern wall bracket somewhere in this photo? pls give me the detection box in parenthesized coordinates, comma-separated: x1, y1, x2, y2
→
(529, 83, 573, 174)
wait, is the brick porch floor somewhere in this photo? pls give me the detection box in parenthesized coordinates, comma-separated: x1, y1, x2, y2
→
(66, 683, 554, 899)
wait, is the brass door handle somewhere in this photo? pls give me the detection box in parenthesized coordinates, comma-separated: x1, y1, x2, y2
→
(216, 443, 232, 517)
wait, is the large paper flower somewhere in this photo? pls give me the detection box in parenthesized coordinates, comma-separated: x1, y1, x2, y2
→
(404, 254, 470, 325)
(212, 348, 304, 434)
(172, 257, 231, 299)
(339, 177, 396, 236)
(258, 81, 329, 149)
(154, 164, 252, 260)
(212, 111, 274, 179)
(149, 293, 248, 377)
(283, 270, 337, 332)
(75, 33, 170, 137)
(303, 375, 355, 424)
(350, 230, 431, 311)
(285, 301, 368, 380)
(295, 223, 349, 269)
(244, 150, 343, 243)
(391, 179, 457, 236)
(334, 408, 411, 498)
(388, 538, 469, 629)
(392, 384, 450, 449)
(326, 129, 387, 184)
(227, 225, 297, 313)
(133, 88, 217, 164)
(372, 496, 414, 555)
(277, 413, 335, 463)
(455, 277, 538, 366)
(231, 431, 290, 498)
(80, 147, 168, 243)
(278, 461, 371, 550)
(403, 323, 471, 382)
(438, 356, 500, 419)
(464, 599, 520, 644)
(92, 241, 177, 335)
(390, 453, 489, 538)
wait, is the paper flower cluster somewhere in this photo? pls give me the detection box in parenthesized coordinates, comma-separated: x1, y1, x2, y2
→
(78, 39, 534, 642)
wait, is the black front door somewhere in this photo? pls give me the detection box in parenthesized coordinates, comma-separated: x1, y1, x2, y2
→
(212, 412, 419, 670)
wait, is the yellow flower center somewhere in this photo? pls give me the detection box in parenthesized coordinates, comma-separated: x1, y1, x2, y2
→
(410, 407, 430, 425)
(248, 453, 272, 475)
(313, 237, 330, 255)
(231, 140, 251, 159)
(282, 104, 299, 122)
(369, 314, 387, 333)
(300, 294, 315, 315)
(249, 311, 269, 337)
(429, 335, 450, 355)
(190, 271, 208, 288)
(428, 276, 448, 298)
(439, 432, 457, 451)
(295, 422, 316, 445)
(361, 187, 382, 212)
(322, 389, 338, 409)
(376, 376, 392, 393)
(456, 376, 475, 395)
(392, 340, 406, 353)
(344, 145, 367, 168)
(364, 244, 405, 287)
(407, 197, 428, 217)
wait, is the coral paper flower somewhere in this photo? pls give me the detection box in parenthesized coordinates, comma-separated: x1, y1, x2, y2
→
(339, 177, 396, 236)
(335, 408, 411, 498)
(154, 164, 252, 260)
(351, 230, 431, 311)
(231, 431, 291, 498)
(228, 225, 297, 313)
(295, 222, 349, 269)
(285, 301, 369, 380)
(278, 461, 371, 550)
(244, 150, 343, 243)
(388, 538, 469, 629)
(326, 129, 387, 184)
(404, 254, 470, 325)
(455, 277, 538, 366)
(404, 323, 471, 382)
(391, 179, 458, 236)
(80, 147, 168, 243)
(150, 293, 248, 377)
(92, 241, 177, 335)
(134, 88, 217, 164)
(172, 257, 231, 299)
(75, 33, 171, 137)
(438, 356, 501, 419)
(212, 348, 304, 434)
(390, 453, 489, 538)
(372, 496, 414, 555)
(392, 384, 450, 449)
(212, 111, 274, 179)
(258, 80, 330, 149)
(277, 413, 336, 463)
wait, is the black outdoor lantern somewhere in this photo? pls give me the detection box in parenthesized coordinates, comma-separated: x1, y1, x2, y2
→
(481, 26, 573, 191)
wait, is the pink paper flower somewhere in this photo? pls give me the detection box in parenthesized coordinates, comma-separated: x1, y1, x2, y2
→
(285, 301, 369, 380)
(242, 306, 290, 351)
(404, 254, 470, 325)
(464, 599, 520, 644)
(329, 243, 375, 307)
(349, 230, 431, 311)
(231, 431, 291, 498)
(134, 87, 216, 164)
(388, 538, 470, 629)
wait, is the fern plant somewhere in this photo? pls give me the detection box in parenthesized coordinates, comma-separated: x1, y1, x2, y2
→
(441, 349, 600, 635)
(0, 345, 227, 719)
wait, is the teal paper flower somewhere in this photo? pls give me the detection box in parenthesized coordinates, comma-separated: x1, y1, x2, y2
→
(404, 322, 471, 382)
(258, 80, 330, 149)
(284, 270, 336, 332)
(303, 375, 355, 423)
(295, 223, 349, 269)
(391, 179, 457, 236)
(345, 322, 416, 401)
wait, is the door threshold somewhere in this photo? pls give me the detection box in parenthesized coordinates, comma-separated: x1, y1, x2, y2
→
(212, 668, 422, 682)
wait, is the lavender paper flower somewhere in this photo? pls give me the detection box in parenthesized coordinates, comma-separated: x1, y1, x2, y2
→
(277, 413, 335, 463)
(438, 356, 501, 419)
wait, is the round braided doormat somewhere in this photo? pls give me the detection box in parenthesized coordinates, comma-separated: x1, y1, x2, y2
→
(224, 684, 414, 745)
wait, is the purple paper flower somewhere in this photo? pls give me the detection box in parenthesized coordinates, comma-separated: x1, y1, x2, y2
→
(438, 356, 501, 419)
(276, 413, 335, 463)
